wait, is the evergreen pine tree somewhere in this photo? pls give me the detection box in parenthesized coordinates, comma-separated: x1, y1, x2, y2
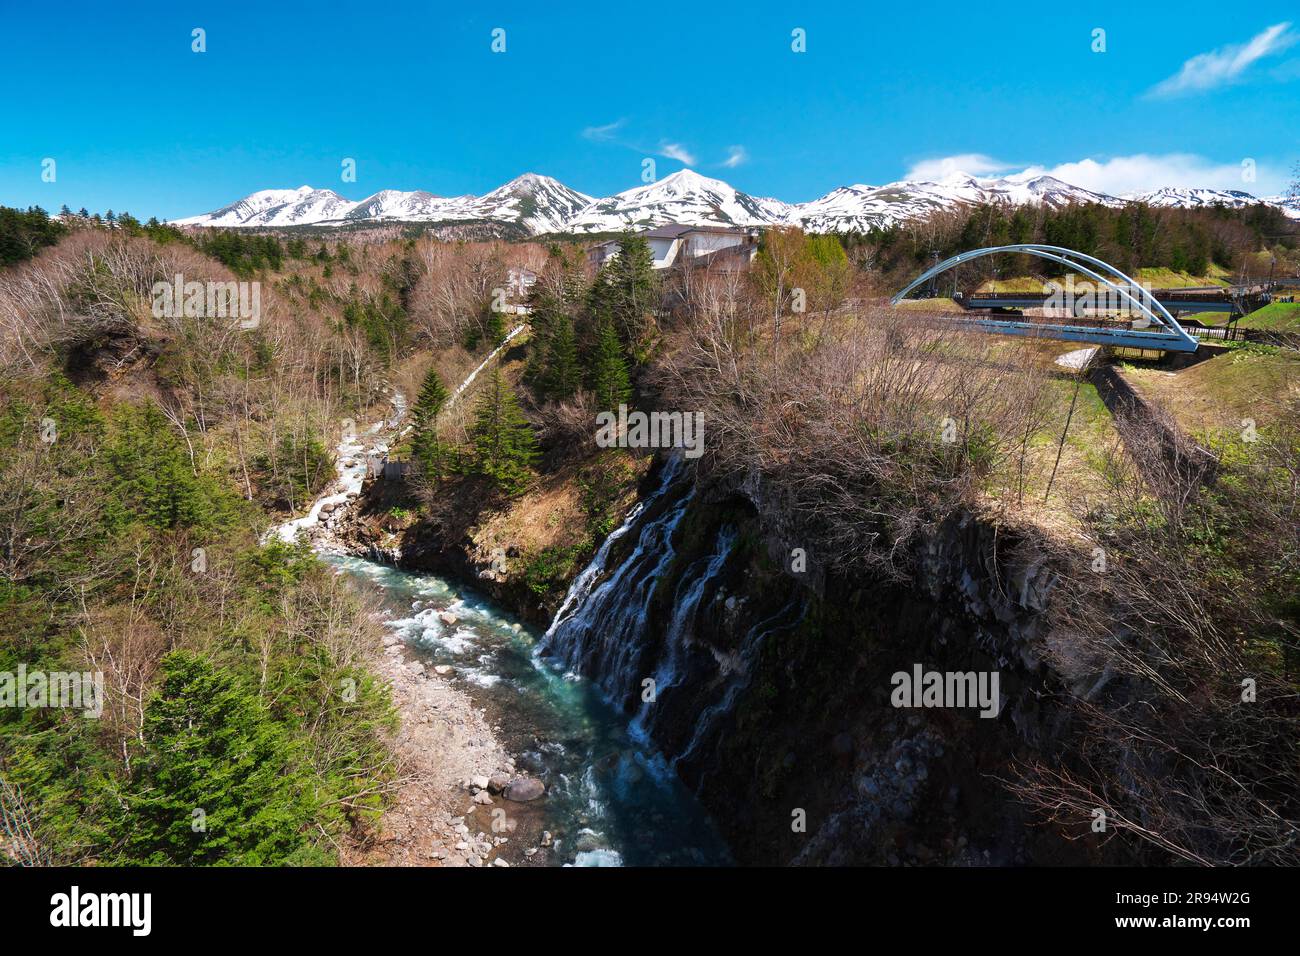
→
(522, 288, 560, 388)
(469, 369, 537, 495)
(542, 314, 582, 401)
(606, 233, 657, 347)
(588, 316, 631, 412)
(526, 246, 589, 392)
(119, 652, 317, 865)
(410, 368, 451, 480)
(103, 403, 236, 532)
(482, 306, 506, 347)
(411, 368, 449, 432)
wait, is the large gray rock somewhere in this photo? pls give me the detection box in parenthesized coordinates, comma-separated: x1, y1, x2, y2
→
(505, 777, 545, 802)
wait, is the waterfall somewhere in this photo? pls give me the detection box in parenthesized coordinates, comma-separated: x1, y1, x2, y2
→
(541, 456, 694, 703)
(544, 455, 685, 640)
(545, 493, 693, 699)
(535, 455, 800, 785)
(541, 453, 807, 797)
(627, 524, 737, 744)
(671, 600, 804, 778)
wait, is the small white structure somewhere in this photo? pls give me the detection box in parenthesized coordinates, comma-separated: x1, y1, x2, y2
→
(589, 225, 759, 271)
(506, 266, 539, 298)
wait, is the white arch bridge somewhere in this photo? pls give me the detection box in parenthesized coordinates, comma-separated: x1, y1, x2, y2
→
(891, 244, 1201, 352)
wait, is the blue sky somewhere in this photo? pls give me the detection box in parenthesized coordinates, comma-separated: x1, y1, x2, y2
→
(1, 0, 1297, 219)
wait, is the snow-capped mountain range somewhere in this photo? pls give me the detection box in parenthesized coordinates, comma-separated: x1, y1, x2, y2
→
(174, 169, 1300, 234)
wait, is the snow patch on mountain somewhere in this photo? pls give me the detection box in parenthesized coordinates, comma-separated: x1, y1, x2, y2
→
(562, 169, 792, 232)
(470, 173, 595, 233)
(1126, 186, 1263, 210)
(173, 186, 356, 227)
(792, 173, 1121, 232)
(342, 189, 472, 222)
(174, 169, 1300, 233)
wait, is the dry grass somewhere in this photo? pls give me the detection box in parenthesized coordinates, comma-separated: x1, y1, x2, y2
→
(1121, 349, 1300, 439)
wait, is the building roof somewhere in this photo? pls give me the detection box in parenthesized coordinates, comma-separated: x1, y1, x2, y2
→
(641, 223, 756, 239)
(639, 224, 695, 240)
(590, 223, 757, 255)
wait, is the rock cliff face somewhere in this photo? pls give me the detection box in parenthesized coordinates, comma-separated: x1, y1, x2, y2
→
(343, 456, 1102, 865)
(542, 459, 1102, 864)
(332, 470, 557, 624)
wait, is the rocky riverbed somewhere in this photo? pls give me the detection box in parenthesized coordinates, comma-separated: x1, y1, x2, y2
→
(270, 405, 559, 868)
(341, 629, 557, 867)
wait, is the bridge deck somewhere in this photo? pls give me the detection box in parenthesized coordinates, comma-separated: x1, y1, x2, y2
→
(961, 290, 1254, 316)
(901, 309, 1218, 351)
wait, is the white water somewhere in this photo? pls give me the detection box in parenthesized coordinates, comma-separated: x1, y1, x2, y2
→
(543, 486, 694, 692)
(326, 550, 731, 866)
(265, 412, 393, 546)
(628, 525, 737, 743)
(266, 324, 524, 548)
(544, 455, 686, 641)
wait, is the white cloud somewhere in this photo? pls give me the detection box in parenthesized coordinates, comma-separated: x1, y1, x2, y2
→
(585, 125, 707, 168)
(905, 153, 1012, 180)
(582, 119, 625, 142)
(1149, 22, 1296, 97)
(1014, 153, 1283, 196)
(658, 142, 697, 165)
(896, 152, 1286, 196)
(722, 145, 749, 169)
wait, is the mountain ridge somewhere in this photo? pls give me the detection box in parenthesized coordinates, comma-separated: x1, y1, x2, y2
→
(174, 169, 1300, 234)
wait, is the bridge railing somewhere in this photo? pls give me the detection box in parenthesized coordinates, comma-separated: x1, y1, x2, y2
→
(964, 289, 1236, 303)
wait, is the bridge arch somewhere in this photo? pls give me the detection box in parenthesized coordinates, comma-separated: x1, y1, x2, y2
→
(891, 244, 1199, 352)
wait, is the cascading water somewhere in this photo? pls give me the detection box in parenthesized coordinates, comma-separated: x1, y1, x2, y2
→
(626, 524, 737, 743)
(670, 600, 805, 782)
(273, 383, 784, 865)
(544, 454, 685, 638)
(540, 462, 695, 703)
(327, 554, 732, 865)
(541, 457, 808, 801)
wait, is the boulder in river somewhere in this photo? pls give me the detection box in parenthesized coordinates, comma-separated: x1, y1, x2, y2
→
(505, 776, 545, 802)
(438, 611, 458, 626)
(488, 773, 510, 794)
